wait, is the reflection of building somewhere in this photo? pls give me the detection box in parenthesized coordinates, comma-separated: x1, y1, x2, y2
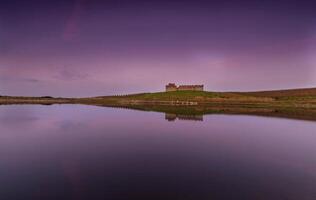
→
(165, 113, 203, 121)
(166, 83, 204, 92)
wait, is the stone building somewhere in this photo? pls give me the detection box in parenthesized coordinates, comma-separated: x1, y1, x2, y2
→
(165, 83, 204, 92)
(165, 83, 177, 91)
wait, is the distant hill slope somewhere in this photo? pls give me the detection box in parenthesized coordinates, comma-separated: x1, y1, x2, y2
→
(94, 88, 316, 101)
(242, 87, 316, 97)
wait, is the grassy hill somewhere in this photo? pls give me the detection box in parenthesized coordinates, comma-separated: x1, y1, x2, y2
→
(96, 87, 316, 101)
(77, 88, 316, 110)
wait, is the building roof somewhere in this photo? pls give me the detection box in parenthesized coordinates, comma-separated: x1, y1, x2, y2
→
(166, 83, 177, 87)
(166, 83, 203, 89)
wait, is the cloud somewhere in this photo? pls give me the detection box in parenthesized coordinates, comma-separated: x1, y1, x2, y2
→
(53, 66, 89, 81)
(22, 78, 40, 83)
(0, 75, 40, 83)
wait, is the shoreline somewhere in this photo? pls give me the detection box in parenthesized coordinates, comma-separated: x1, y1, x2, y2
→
(1, 88, 316, 121)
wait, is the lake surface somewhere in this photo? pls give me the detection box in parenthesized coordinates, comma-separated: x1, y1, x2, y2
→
(0, 105, 315, 200)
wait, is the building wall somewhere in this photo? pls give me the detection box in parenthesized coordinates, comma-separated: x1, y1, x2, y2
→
(194, 86, 203, 91)
(177, 86, 203, 91)
(166, 86, 177, 92)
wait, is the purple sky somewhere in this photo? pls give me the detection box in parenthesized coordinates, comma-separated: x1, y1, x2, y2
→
(1, 0, 316, 97)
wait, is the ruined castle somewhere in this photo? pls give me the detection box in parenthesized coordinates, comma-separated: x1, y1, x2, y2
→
(165, 83, 204, 92)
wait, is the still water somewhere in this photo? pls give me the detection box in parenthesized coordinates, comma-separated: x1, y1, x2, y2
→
(0, 105, 315, 200)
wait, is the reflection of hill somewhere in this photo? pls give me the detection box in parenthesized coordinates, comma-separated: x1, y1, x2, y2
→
(98, 104, 316, 122)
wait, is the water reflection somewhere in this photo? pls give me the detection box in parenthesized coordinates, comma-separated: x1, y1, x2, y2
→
(0, 105, 315, 200)
(100, 104, 316, 122)
(165, 113, 203, 121)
